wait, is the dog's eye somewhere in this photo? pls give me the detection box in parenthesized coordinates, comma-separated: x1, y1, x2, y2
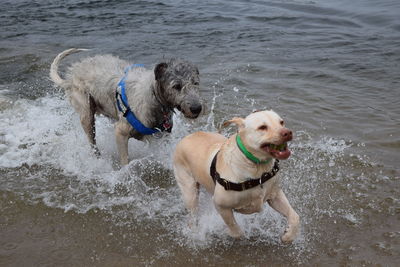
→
(173, 84, 182, 91)
(193, 81, 199, 86)
(258, 125, 268, 131)
(280, 120, 284, 126)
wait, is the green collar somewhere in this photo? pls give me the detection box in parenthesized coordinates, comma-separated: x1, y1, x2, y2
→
(236, 134, 271, 164)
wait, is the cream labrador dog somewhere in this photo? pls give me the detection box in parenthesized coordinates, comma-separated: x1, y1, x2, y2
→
(173, 110, 299, 242)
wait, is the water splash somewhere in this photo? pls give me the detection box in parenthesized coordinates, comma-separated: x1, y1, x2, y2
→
(0, 92, 372, 263)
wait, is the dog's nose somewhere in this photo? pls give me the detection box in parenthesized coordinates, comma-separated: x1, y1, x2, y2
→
(281, 128, 293, 141)
(190, 104, 202, 115)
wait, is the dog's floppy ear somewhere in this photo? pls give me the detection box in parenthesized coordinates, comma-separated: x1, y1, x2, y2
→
(154, 62, 168, 81)
(219, 117, 245, 133)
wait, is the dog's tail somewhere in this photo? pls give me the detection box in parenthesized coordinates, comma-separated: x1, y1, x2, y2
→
(50, 48, 89, 87)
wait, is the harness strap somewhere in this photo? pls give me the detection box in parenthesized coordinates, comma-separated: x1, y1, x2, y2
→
(115, 64, 173, 135)
(210, 151, 219, 183)
(210, 151, 279, 191)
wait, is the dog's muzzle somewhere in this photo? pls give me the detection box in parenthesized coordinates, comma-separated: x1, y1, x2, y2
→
(189, 103, 202, 117)
(179, 99, 203, 119)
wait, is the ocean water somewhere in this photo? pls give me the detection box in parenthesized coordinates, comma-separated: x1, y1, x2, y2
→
(0, 0, 399, 266)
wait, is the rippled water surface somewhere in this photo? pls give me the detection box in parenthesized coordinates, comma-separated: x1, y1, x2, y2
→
(1, 0, 399, 266)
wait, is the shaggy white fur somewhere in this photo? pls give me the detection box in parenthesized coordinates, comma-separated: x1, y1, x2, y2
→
(50, 48, 202, 165)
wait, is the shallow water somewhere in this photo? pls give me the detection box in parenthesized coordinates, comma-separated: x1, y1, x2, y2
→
(1, 0, 399, 266)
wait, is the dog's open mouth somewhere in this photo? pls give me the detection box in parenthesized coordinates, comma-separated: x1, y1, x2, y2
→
(260, 143, 291, 160)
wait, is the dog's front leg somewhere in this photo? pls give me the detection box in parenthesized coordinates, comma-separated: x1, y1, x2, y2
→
(215, 205, 244, 238)
(267, 189, 300, 243)
(115, 121, 131, 165)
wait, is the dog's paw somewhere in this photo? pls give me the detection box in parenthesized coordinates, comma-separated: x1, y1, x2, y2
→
(281, 216, 300, 243)
(228, 228, 244, 239)
(281, 229, 296, 243)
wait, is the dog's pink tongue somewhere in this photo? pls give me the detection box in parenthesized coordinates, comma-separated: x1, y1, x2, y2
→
(267, 147, 291, 160)
(273, 149, 291, 160)
(262, 145, 291, 160)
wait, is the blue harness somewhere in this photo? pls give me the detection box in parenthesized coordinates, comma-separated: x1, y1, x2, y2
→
(115, 64, 172, 135)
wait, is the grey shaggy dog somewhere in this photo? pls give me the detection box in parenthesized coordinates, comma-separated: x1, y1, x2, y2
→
(50, 48, 202, 165)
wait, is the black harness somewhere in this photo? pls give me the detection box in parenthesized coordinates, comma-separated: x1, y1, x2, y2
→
(210, 152, 280, 191)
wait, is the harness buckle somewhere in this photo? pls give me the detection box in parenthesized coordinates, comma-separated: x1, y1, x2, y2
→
(241, 182, 246, 191)
(116, 91, 129, 115)
(224, 179, 230, 190)
(152, 128, 163, 139)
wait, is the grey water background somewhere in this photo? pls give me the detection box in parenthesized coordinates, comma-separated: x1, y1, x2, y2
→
(0, 0, 399, 266)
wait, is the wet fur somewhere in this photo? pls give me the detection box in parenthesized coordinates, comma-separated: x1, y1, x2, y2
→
(173, 110, 300, 242)
(50, 48, 202, 165)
